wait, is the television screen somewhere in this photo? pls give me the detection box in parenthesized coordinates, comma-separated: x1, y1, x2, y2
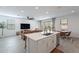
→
(21, 24, 30, 29)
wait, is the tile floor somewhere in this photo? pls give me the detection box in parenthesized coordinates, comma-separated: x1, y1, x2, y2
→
(0, 36, 25, 53)
(0, 36, 79, 53)
(58, 37, 79, 53)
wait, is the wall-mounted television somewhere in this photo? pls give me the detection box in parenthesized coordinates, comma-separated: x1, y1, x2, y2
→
(20, 24, 30, 29)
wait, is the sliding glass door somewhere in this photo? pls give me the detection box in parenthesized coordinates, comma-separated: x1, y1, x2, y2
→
(39, 18, 55, 32)
(0, 21, 6, 37)
(0, 20, 15, 38)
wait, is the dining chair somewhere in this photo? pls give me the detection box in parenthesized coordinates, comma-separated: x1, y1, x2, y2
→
(60, 32, 66, 39)
(65, 32, 71, 39)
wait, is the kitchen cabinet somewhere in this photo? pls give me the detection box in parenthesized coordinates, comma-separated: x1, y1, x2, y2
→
(25, 32, 58, 53)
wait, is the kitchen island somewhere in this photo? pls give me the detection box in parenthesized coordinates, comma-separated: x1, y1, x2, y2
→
(24, 32, 59, 53)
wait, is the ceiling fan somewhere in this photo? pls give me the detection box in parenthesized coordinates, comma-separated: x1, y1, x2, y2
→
(27, 16, 34, 20)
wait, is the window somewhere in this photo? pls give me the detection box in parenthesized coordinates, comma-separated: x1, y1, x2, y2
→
(39, 18, 55, 32)
(7, 19, 15, 30)
(60, 18, 68, 31)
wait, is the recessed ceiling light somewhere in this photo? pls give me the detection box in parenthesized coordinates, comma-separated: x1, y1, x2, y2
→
(46, 11, 49, 14)
(35, 7, 39, 10)
(71, 10, 75, 13)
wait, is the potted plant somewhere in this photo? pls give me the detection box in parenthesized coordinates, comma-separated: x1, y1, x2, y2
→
(0, 22, 5, 36)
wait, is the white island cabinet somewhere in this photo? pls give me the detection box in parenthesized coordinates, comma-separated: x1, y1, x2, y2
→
(25, 32, 58, 53)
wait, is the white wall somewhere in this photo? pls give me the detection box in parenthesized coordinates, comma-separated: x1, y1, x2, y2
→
(16, 19, 39, 30)
(55, 12, 79, 38)
(0, 15, 39, 37)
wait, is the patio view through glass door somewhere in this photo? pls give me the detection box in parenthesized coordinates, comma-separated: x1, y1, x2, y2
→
(0, 19, 15, 38)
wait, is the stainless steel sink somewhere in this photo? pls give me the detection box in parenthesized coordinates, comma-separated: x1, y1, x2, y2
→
(43, 33, 52, 36)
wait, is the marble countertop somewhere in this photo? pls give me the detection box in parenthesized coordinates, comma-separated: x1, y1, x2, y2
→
(24, 31, 59, 41)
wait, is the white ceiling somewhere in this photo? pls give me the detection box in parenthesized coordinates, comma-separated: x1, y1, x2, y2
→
(0, 6, 79, 20)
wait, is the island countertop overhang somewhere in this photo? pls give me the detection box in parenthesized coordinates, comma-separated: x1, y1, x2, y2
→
(24, 32, 59, 41)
